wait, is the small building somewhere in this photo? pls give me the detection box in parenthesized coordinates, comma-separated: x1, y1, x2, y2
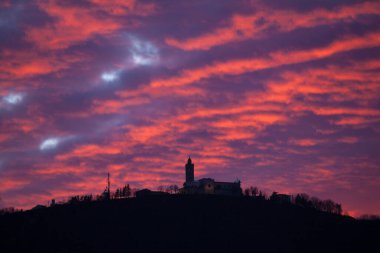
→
(135, 189, 169, 198)
(270, 192, 291, 203)
(32, 204, 46, 210)
(180, 157, 242, 196)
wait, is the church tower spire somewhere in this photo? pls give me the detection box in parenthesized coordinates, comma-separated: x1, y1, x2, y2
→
(185, 156, 194, 183)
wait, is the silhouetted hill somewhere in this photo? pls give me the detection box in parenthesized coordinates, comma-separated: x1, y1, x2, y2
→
(0, 195, 378, 253)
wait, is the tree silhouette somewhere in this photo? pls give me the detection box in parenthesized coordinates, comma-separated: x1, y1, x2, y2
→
(359, 214, 380, 220)
(244, 186, 260, 197)
(295, 193, 312, 208)
(270, 191, 278, 200)
(122, 184, 131, 198)
(0, 207, 17, 215)
(250, 186, 258, 197)
(68, 196, 80, 204)
(112, 185, 131, 199)
(165, 185, 179, 194)
(115, 188, 121, 199)
(258, 190, 267, 199)
(294, 194, 342, 214)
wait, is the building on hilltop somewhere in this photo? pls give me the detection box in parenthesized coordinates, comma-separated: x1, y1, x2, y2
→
(135, 189, 170, 198)
(180, 157, 242, 196)
(270, 192, 291, 204)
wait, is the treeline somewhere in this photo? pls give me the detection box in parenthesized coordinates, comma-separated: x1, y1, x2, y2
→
(358, 214, 380, 220)
(157, 184, 179, 194)
(67, 184, 135, 204)
(243, 186, 266, 198)
(293, 193, 342, 215)
(243, 186, 343, 215)
(114, 184, 132, 198)
(66, 184, 181, 204)
(0, 207, 23, 215)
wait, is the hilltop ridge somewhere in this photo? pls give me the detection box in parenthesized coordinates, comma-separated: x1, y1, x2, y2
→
(0, 195, 378, 253)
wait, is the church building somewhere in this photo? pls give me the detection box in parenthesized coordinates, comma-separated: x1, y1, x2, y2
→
(180, 157, 242, 196)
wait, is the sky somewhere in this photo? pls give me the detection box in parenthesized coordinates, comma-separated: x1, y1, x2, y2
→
(0, 0, 380, 216)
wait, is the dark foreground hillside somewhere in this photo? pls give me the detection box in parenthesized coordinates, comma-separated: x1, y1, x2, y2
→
(0, 195, 378, 253)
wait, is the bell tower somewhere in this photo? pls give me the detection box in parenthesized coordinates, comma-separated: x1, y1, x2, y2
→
(185, 156, 194, 183)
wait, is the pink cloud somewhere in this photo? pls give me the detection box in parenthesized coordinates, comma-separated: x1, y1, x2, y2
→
(166, 1, 380, 51)
(26, 0, 155, 50)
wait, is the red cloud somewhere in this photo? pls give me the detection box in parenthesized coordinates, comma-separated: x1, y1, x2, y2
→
(0, 134, 10, 143)
(166, 1, 380, 51)
(334, 117, 380, 126)
(0, 0, 11, 8)
(337, 137, 359, 144)
(1, 178, 30, 192)
(92, 97, 150, 114)
(289, 138, 324, 147)
(26, 0, 155, 50)
(261, 62, 380, 123)
(56, 144, 123, 161)
(4, 118, 42, 134)
(89, 0, 155, 16)
(34, 163, 89, 176)
(0, 50, 83, 80)
(150, 32, 380, 89)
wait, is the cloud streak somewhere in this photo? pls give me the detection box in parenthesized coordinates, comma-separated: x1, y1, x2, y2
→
(166, 1, 380, 51)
